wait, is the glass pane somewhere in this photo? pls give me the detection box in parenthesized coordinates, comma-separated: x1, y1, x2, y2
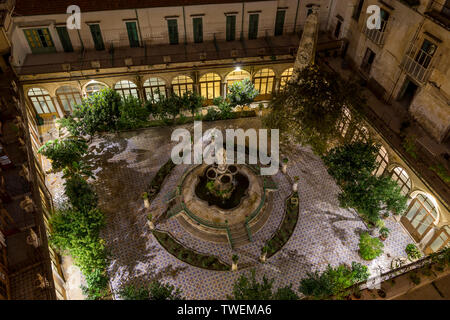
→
(417, 215, 433, 235)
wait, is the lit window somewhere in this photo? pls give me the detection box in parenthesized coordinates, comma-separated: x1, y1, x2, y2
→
(172, 75, 194, 96)
(28, 88, 56, 115)
(373, 146, 389, 177)
(336, 107, 352, 138)
(403, 193, 438, 241)
(114, 80, 139, 99)
(226, 70, 250, 92)
(280, 68, 293, 90)
(56, 86, 82, 114)
(427, 226, 449, 253)
(391, 167, 411, 196)
(253, 68, 275, 95)
(85, 83, 107, 97)
(351, 125, 369, 143)
(143, 78, 166, 102)
(199, 73, 221, 100)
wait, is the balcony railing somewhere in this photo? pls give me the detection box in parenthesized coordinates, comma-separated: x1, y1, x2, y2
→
(425, 0, 450, 29)
(364, 23, 387, 46)
(401, 44, 436, 84)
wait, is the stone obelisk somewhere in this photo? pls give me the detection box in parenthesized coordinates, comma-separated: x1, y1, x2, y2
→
(292, 5, 320, 81)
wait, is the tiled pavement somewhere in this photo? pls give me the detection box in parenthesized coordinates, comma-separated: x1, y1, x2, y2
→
(46, 120, 415, 299)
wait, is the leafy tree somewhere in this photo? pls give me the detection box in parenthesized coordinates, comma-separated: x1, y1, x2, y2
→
(64, 174, 98, 211)
(38, 137, 91, 178)
(359, 232, 384, 260)
(182, 91, 204, 117)
(67, 89, 123, 135)
(324, 142, 407, 223)
(323, 142, 378, 185)
(229, 269, 274, 300)
(227, 79, 259, 108)
(263, 64, 366, 155)
(118, 95, 150, 129)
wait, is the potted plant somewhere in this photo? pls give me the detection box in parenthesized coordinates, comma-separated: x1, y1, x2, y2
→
(147, 213, 154, 230)
(260, 246, 268, 263)
(377, 289, 387, 298)
(379, 227, 390, 241)
(292, 176, 299, 192)
(405, 244, 422, 261)
(281, 157, 289, 174)
(231, 254, 239, 271)
(351, 286, 362, 300)
(382, 211, 390, 219)
(142, 192, 150, 209)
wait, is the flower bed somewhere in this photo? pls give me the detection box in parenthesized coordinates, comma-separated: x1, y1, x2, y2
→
(147, 159, 176, 202)
(153, 230, 230, 271)
(265, 193, 299, 258)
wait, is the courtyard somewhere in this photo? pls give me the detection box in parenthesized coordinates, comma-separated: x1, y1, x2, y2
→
(45, 117, 414, 299)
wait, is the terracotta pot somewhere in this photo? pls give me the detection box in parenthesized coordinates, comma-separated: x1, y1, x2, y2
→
(232, 262, 238, 271)
(292, 183, 298, 192)
(281, 164, 287, 174)
(379, 236, 387, 241)
(144, 198, 150, 209)
(147, 220, 155, 230)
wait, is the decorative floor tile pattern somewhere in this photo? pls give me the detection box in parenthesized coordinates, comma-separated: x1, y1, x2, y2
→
(44, 121, 416, 299)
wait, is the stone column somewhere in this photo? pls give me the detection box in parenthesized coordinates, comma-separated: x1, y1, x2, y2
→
(292, 5, 320, 81)
(222, 82, 227, 98)
(274, 77, 281, 93)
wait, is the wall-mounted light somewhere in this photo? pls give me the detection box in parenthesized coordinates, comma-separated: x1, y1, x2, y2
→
(234, 66, 242, 72)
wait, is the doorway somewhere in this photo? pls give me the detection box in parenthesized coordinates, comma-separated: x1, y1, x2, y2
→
(398, 78, 418, 109)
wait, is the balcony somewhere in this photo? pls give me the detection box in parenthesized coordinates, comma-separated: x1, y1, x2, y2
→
(401, 45, 436, 84)
(14, 33, 302, 76)
(364, 24, 387, 46)
(425, 0, 450, 30)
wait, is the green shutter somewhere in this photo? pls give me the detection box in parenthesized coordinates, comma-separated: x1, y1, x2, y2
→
(126, 21, 140, 47)
(193, 17, 203, 43)
(56, 26, 73, 52)
(226, 15, 236, 41)
(274, 10, 285, 36)
(248, 14, 259, 40)
(167, 19, 179, 45)
(23, 28, 56, 54)
(89, 24, 105, 51)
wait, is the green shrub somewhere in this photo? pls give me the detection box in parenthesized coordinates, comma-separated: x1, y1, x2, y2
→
(118, 284, 149, 300)
(213, 96, 234, 119)
(405, 244, 422, 260)
(351, 262, 370, 283)
(359, 232, 384, 260)
(272, 284, 299, 300)
(182, 91, 204, 117)
(118, 95, 150, 129)
(81, 268, 110, 300)
(204, 107, 221, 121)
(298, 270, 334, 300)
(64, 174, 98, 211)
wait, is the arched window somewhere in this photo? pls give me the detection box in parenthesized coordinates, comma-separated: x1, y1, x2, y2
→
(336, 107, 352, 138)
(114, 80, 139, 99)
(402, 193, 438, 242)
(253, 68, 275, 95)
(391, 166, 411, 196)
(280, 68, 293, 90)
(199, 73, 221, 100)
(426, 226, 449, 253)
(351, 125, 369, 143)
(27, 88, 56, 116)
(56, 86, 82, 114)
(85, 82, 107, 97)
(226, 70, 250, 92)
(143, 78, 166, 102)
(373, 146, 389, 177)
(172, 75, 194, 96)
